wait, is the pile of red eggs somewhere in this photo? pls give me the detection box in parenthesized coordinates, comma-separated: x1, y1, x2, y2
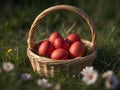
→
(38, 32, 85, 60)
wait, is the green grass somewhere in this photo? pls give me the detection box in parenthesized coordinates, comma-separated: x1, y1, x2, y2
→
(0, 0, 120, 90)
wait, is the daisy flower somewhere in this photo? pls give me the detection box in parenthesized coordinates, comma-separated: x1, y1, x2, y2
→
(3, 62, 14, 72)
(37, 78, 52, 88)
(81, 66, 98, 85)
(21, 73, 33, 81)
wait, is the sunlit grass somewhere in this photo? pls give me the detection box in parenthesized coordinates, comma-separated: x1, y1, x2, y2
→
(0, 0, 120, 90)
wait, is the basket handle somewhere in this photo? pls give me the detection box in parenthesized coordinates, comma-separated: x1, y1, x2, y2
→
(27, 5, 96, 50)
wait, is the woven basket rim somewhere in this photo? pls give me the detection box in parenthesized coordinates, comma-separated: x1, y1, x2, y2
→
(27, 48, 97, 64)
(27, 39, 97, 65)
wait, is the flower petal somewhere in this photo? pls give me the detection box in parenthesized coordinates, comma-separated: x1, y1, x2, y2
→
(81, 66, 98, 85)
(3, 62, 14, 72)
(102, 70, 113, 78)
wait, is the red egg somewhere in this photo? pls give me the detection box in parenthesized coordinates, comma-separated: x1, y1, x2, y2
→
(51, 48, 69, 60)
(69, 41, 85, 58)
(48, 32, 62, 43)
(38, 40, 54, 57)
(54, 37, 70, 50)
(66, 33, 81, 45)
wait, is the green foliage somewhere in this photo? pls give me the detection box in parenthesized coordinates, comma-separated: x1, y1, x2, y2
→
(0, 0, 120, 90)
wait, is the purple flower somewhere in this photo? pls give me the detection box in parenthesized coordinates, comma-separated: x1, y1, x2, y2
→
(105, 75, 119, 89)
(102, 70, 119, 89)
(21, 73, 32, 81)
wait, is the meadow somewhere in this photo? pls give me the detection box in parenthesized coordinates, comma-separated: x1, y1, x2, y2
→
(0, 0, 120, 90)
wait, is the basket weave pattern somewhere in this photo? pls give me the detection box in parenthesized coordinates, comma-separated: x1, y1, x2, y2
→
(27, 5, 97, 77)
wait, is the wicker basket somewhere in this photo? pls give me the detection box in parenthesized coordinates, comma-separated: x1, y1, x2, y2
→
(27, 5, 97, 77)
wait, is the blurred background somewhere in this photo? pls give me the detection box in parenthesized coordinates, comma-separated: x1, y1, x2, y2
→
(1, 0, 120, 30)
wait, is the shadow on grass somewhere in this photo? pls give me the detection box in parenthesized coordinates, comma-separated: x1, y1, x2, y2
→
(93, 43, 120, 74)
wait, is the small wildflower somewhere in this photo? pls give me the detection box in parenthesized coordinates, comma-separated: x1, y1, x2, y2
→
(102, 70, 113, 78)
(41, 78, 48, 84)
(37, 78, 52, 88)
(105, 75, 119, 89)
(3, 62, 14, 72)
(21, 73, 32, 81)
(7, 48, 12, 53)
(81, 66, 98, 85)
(103, 71, 119, 89)
(37, 78, 48, 86)
(54, 83, 61, 90)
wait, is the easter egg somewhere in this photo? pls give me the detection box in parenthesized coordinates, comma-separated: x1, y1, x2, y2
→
(48, 32, 62, 43)
(66, 33, 81, 45)
(69, 41, 85, 58)
(38, 40, 54, 57)
(51, 48, 69, 60)
(54, 37, 70, 50)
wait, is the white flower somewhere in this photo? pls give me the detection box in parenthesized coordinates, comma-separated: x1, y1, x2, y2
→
(37, 78, 48, 86)
(54, 83, 61, 90)
(102, 70, 113, 78)
(81, 66, 98, 85)
(21, 73, 32, 81)
(105, 75, 119, 89)
(3, 62, 14, 72)
(37, 78, 52, 88)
